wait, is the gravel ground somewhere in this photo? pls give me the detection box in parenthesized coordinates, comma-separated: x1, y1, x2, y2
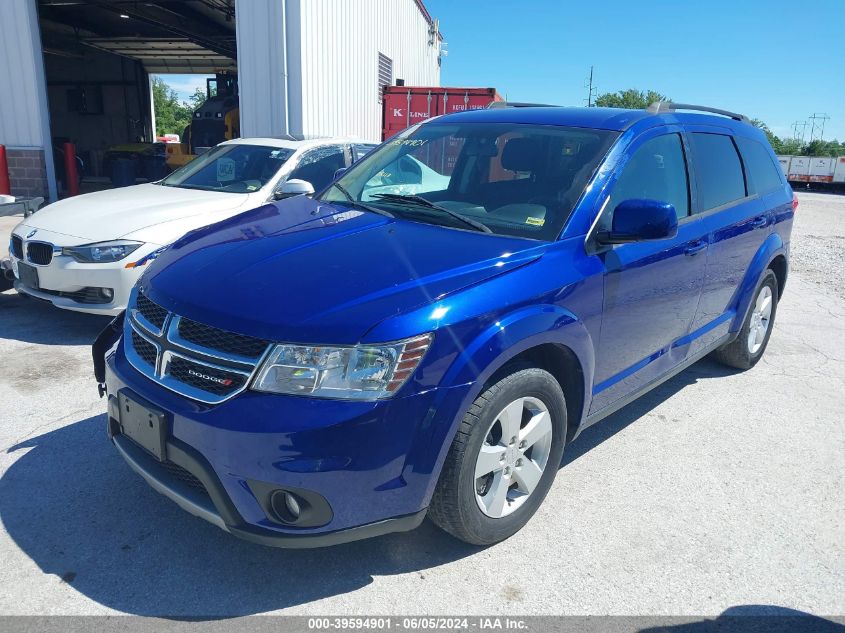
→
(0, 192, 842, 618)
(790, 191, 845, 299)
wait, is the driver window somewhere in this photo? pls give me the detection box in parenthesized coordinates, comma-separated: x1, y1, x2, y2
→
(288, 146, 346, 191)
(606, 133, 690, 227)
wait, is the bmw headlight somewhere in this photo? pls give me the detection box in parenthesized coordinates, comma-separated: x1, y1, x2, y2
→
(63, 240, 143, 263)
(253, 334, 433, 400)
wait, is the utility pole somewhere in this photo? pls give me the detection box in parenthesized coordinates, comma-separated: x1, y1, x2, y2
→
(584, 66, 597, 107)
(792, 120, 809, 144)
(808, 113, 831, 142)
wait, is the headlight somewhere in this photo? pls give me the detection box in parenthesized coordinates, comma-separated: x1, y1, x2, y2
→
(63, 240, 143, 263)
(253, 333, 433, 400)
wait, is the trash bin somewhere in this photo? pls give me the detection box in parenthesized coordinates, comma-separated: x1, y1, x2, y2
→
(141, 154, 168, 181)
(110, 158, 136, 187)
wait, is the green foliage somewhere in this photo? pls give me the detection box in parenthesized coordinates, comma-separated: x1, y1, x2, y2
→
(594, 89, 670, 109)
(751, 116, 844, 156)
(152, 77, 207, 137)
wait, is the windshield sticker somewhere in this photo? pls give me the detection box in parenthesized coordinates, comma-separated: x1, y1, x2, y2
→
(270, 150, 285, 159)
(216, 158, 236, 181)
(525, 217, 545, 227)
(390, 139, 428, 147)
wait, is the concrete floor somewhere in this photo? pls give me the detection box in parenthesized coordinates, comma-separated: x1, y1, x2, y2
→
(0, 193, 842, 617)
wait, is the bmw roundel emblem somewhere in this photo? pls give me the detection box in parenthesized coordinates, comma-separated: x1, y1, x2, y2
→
(26, 229, 37, 239)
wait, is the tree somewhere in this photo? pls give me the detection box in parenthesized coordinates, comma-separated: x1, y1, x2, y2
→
(151, 76, 195, 137)
(594, 89, 670, 109)
(187, 86, 207, 111)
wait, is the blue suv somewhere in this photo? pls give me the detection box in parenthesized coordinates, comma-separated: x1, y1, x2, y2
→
(93, 102, 794, 546)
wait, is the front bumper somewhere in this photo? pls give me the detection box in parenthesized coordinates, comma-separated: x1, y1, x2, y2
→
(9, 227, 160, 315)
(103, 342, 472, 547)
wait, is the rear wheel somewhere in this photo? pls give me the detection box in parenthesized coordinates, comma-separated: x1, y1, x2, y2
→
(429, 366, 566, 545)
(713, 270, 778, 370)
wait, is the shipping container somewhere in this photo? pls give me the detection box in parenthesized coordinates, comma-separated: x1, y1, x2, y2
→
(808, 157, 836, 183)
(382, 86, 503, 140)
(787, 156, 812, 182)
(776, 155, 791, 176)
(834, 156, 845, 184)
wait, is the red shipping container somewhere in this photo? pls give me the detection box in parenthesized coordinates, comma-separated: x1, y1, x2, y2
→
(381, 86, 503, 141)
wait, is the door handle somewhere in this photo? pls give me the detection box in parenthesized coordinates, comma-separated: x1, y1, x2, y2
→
(684, 240, 707, 256)
(752, 216, 769, 229)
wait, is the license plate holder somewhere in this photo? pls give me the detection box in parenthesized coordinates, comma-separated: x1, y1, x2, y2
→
(118, 390, 168, 461)
(17, 262, 39, 289)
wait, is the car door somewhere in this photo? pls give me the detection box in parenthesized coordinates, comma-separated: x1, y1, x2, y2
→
(287, 145, 348, 192)
(589, 130, 709, 414)
(684, 129, 773, 355)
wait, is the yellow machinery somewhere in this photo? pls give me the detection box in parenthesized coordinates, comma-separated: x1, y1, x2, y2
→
(165, 72, 240, 170)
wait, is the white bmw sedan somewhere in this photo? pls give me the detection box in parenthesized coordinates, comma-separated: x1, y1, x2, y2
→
(8, 136, 375, 315)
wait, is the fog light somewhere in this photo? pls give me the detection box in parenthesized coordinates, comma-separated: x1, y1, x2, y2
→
(99, 287, 114, 301)
(284, 493, 301, 518)
(270, 490, 304, 524)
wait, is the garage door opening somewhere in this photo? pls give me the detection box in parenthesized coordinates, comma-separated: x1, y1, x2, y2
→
(36, 0, 237, 196)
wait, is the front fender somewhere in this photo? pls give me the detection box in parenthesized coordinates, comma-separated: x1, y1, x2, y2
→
(730, 232, 785, 332)
(406, 304, 596, 507)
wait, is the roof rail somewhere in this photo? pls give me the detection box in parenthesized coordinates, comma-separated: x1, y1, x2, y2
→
(646, 101, 750, 123)
(487, 101, 559, 109)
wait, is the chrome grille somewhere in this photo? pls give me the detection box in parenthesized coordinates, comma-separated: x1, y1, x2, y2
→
(130, 330, 158, 367)
(124, 291, 271, 404)
(136, 292, 168, 331)
(11, 235, 23, 259)
(164, 354, 248, 396)
(27, 241, 54, 265)
(176, 316, 269, 359)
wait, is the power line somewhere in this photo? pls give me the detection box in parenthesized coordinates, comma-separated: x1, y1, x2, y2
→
(808, 112, 831, 142)
(791, 120, 809, 143)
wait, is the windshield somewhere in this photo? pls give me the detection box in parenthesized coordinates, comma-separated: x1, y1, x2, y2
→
(319, 122, 617, 240)
(161, 144, 294, 193)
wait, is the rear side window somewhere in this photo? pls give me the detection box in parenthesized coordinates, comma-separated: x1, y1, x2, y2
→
(689, 133, 746, 211)
(736, 136, 783, 195)
(608, 133, 690, 220)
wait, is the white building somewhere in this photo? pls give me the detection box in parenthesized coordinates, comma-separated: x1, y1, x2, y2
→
(0, 0, 443, 201)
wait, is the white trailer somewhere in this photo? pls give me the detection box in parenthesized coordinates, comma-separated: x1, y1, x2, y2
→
(834, 157, 845, 184)
(776, 155, 791, 176)
(808, 157, 836, 183)
(787, 156, 812, 183)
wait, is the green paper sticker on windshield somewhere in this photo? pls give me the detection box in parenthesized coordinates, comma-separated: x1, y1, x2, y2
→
(525, 217, 545, 226)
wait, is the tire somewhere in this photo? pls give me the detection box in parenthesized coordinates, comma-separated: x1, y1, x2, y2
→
(429, 366, 567, 545)
(713, 269, 779, 370)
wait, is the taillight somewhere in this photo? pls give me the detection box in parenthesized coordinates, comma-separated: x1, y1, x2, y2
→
(792, 193, 799, 211)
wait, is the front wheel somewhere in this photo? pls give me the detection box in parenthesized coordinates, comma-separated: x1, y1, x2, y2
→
(713, 269, 779, 370)
(429, 367, 567, 545)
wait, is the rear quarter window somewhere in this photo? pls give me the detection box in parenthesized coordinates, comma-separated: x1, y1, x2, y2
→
(689, 133, 747, 211)
(736, 136, 784, 195)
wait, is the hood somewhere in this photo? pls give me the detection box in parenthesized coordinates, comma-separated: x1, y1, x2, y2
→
(142, 196, 544, 344)
(25, 183, 250, 243)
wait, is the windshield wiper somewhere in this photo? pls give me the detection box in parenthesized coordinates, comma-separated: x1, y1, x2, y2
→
(370, 193, 492, 233)
(330, 183, 394, 218)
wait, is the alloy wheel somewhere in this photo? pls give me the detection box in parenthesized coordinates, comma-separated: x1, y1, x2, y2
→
(474, 396, 554, 518)
(747, 285, 773, 355)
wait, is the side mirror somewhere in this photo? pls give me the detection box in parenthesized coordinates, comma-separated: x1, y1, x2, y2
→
(273, 178, 315, 200)
(333, 167, 347, 180)
(597, 199, 678, 244)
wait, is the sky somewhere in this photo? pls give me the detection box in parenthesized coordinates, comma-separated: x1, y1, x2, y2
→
(156, 0, 845, 142)
(426, 0, 845, 142)
(153, 74, 212, 103)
